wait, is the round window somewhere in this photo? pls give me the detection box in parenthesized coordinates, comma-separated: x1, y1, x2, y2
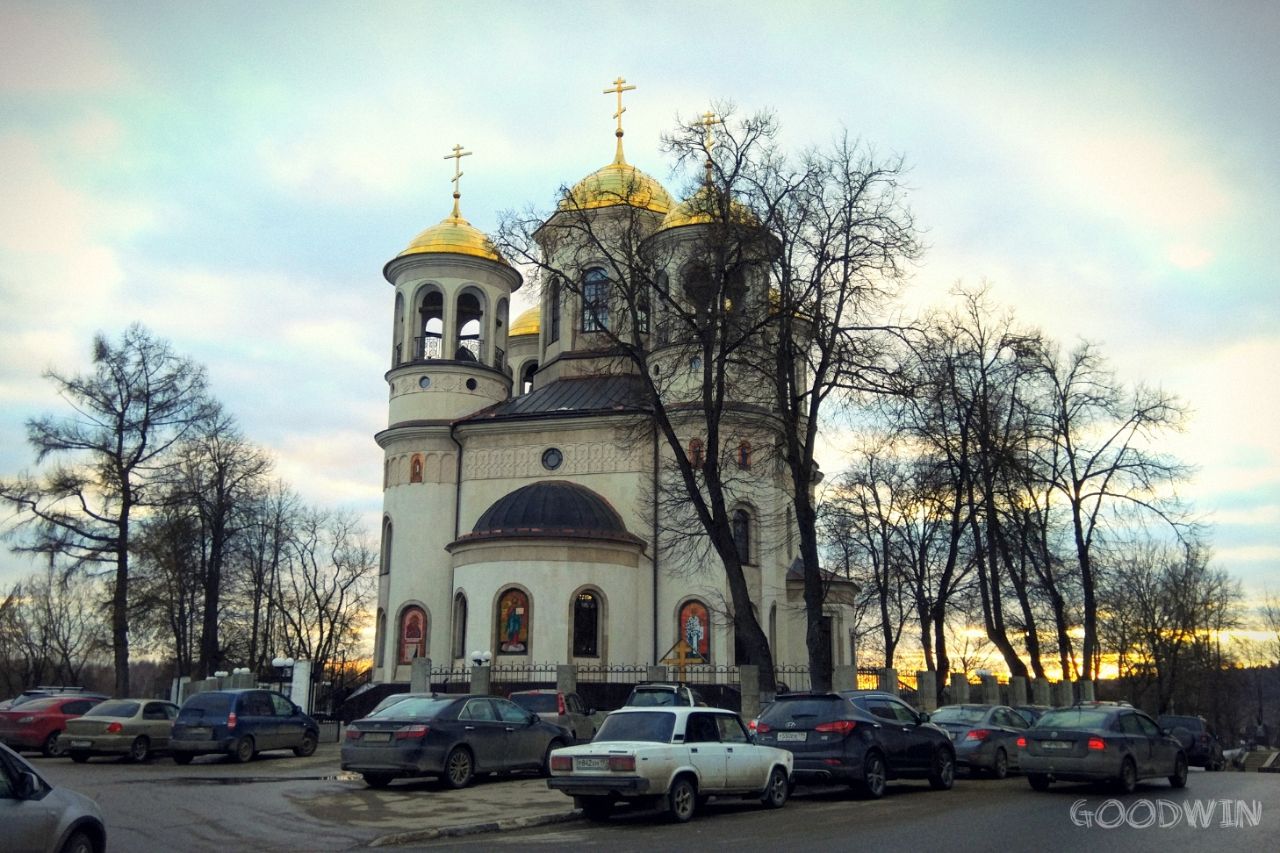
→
(418, 376, 432, 389)
(541, 448, 563, 470)
(465, 378, 478, 391)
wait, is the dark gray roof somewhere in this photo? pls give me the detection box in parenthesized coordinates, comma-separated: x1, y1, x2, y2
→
(454, 480, 644, 547)
(460, 375, 649, 423)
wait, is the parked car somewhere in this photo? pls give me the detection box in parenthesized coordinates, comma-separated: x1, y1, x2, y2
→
(509, 690, 597, 742)
(1157, 714, 1224, 771)
(0, 688, 108, 713)
(623, 681, 706, 708)
(754, 690, 955, 798)
(0, 696, 105, 757)
(1011, 705, 1053, 726)
(0, 742, 106, 853)
(342, 694, 573, 789)
(547, 706, 792, 822)
(62, 699, 180, 763)
(169, 689, 319, 764)
(1018, 705, 1188, 792)
(931, 704, 1028, 778)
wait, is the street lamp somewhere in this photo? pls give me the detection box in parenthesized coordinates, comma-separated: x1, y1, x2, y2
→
(470, 650, 492, 667)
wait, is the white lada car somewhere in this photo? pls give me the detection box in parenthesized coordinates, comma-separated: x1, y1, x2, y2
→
(547, 705, 793, 822)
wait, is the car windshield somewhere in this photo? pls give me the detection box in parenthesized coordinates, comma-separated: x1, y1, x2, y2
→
(1158, 716, 1201, 730)
(628, 689, 677, 707)
(759, 698, 846, 725)
(14, 697, 61, 712)
(85, 700, 140, 718)
(1036, 709, 1112, 730)
(369, 696, 455, 720)
(510, 694, 559, 713)
(932, 706, 988, 724)
(595, 711, 676, 743)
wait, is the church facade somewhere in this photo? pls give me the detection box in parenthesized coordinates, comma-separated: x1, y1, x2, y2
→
(369, 87, 856, 684)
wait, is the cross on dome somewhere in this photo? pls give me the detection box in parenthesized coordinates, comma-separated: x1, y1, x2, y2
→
(603, 76, 636, 164)
(443, 143, 473, 218)
(698, 110, 721, 183)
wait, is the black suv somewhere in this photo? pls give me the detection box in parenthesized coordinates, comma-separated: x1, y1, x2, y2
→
(754, 690, 955, 798)
(1157, 714, 1224, 770)
(170, 689, 319, 764)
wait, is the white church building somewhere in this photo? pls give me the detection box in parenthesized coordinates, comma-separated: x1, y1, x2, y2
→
(369, 85, 856, 684)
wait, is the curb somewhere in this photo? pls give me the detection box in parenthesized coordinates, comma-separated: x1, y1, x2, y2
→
(367, 809, 582, 848)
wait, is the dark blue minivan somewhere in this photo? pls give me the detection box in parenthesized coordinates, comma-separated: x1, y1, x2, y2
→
(170, 689, 319, 764)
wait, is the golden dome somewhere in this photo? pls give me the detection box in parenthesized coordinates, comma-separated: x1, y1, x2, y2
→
(658, 184, 756, 232)
(509, 306, 540, 336)
(396, 213, 507, 264)
(560, 160, 673, 215)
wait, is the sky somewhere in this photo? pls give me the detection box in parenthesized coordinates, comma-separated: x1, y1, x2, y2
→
(0, 1, 1276, 604)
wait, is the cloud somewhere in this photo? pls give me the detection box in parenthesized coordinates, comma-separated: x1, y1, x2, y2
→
(0, 3, 128, 94)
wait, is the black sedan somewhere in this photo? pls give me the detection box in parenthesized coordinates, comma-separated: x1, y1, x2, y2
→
(754, 690, 955, 798)
(931, 704, 1029, 778)
(1018, 705, 1188, 793)
(341, 694, 573, 789)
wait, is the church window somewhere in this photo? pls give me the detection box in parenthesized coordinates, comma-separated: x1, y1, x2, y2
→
(456, 291, 484, 361)
(548, 278, 561, 343)
(678, 600, 711, 662)
(496, 588, 530, 655)
(520, 361, 538, 395)
(582, 268, 610, 332)
(690, 356, 701, 372)
(573, 590, 600, 658)
(654, 272, 670, 345)
(398, 606, 427, 664)
(392, 292, 404, 367)
(541, 447, 563, 470)
(380, 518, 393, 575)
(418, 291, 444, 360)
(410, 454, 424, 483)
(452, 593, 468, 660)
(687, 438, 704, 468)
(636, 287, 650, 335)
(736, 441, 752, 469)
(374, 609, 386, 668)
(732, 508, 751, 564)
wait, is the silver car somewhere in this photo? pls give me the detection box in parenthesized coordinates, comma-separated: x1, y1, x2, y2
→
(0, 742, 106, 853)
(1018, 705, 1188, 793)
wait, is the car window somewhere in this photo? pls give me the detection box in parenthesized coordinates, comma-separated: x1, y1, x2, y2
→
(371, 697, 454, 719)
(459, 700, 497, 722)
(1134, 715, 1160, 737)
(270, 694, 295, 717)
(87, 700, 140, 718)
(629, 689, 675, 707)
(1000, 709, 1027, 729)
(510, 694, 558, 713)
(245, 693, 277, 716)
(932, 706, 987, 724)
(181, 693, 233, 716)
(63, 700, 96, 715)
(142, 703, 169, 721)
(1036, 709, 1111, 730)
(595, 711, 676, 743)
(0, 760, 12, 799)
(759, 698, 846, 726)
(1118, 714, 1143, 735)
(686, 713, 720, 743)
(567, 694, 583, 714)
(494, 699, 531, 724)
(716, 714, 749, 743)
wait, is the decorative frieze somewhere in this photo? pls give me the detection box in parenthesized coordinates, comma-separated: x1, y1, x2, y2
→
(464, 440, 642, 480)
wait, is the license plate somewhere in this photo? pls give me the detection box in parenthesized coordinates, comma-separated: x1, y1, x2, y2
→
(575, 757, 608, 771)
(186, 727, 211, 739)
(1042, 740, 1071, 750)
(363, 732, 392, 743)
(70, 740, 92, 748)
(777, 731, 807, 742)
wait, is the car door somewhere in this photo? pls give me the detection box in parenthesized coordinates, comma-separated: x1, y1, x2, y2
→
(565, 693, 592, 741)
(1135, 712, 1176, 774)
(494, 698, 545, 769)
(868, 697, 927, 772)
(716, 713, 766, 790)
(457, 699, 507, 770)
(684, 712, 729, 792)
(1117, 712, 1152, 775)
(240, 692, 278, 750)
(1, 747, 57, 853)
(269, 693, 303, 749)
(994, 707, 1027, 769)
(142, 702, 175, 749)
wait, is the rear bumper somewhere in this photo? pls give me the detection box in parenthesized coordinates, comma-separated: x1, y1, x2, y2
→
(170, 736, 235, 755)
(788, 757, 860, 783)
(1019, 752, 1115, 781)
(547, 776, 652, 796)
(63, 734, 137, 754)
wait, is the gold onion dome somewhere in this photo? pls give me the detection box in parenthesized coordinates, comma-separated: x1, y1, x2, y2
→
(657, 183, 756, 232)
(560, 159, 673, 215)
(397, 213, 507, 264)
(509, 306, 540, 336)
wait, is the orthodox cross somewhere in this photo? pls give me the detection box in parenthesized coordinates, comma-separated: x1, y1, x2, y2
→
(603, 76, 636, 161)
(698, 110, 720, 182)
(443, 143, 472, 217)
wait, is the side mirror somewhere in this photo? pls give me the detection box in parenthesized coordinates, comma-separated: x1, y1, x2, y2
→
(16, 771, 41, 800)
(918, 712, 930, 724)
(529, 713, 540, 724)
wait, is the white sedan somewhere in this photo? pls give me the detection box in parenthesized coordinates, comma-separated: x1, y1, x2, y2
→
(547, 705, 793, 822)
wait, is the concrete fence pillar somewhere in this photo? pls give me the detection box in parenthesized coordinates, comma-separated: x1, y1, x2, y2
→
(980, 675, 1000, 705)
(740, 665, 761, 721)
(646, 665, 668, 682)
(917, 671, 938, 712)
(1076, 680, 1095, 702)
(471, 664, 492, 696)
(410, 657, 432, 693)
(950, 672, 970, 704)
(1054, 681, 1075, 707)
(203, 677, 221, 693)
(1033, 677, 1053, 706)
(878, 667, 898, 696)
(229, 671, 254, 689)
(556, 664, 578, 695)
(832, 664, 856, 692)
(1010, 676, 1029, 707)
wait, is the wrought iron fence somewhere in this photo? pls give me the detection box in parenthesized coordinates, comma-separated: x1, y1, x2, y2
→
(489, 663, 558, 684)
(577, 664, 650, 684)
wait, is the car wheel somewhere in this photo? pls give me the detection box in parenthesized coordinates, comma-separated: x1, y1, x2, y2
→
(70, 751, 91, 764)
(992, 747, 1008, 780)
(579, 796, 615, 822)
(58, 829, 95, 853)
(667, 776, 697, 823)
(1117, 757, 1137, 794)
(542, 739, 566, 777)
(443, 746, 474, 789)
(761, 766, 789, 809)
(294, 732, 318, 757)
(231, 736, 255, 764)
(128, 736, 150, 763)
(1169, 753, 1188, 789)
(859, 750, 887, 799)
(363, 773, 394, 789)
(929, 748, 955, 790)
(43, 731, 66, 757)
(1028, 773, 1051, 791)
(173, 752, 194, 765)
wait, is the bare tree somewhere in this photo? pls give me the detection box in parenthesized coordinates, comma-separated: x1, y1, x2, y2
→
(0, 558, 108, 692)
(0, 325, 210, 695)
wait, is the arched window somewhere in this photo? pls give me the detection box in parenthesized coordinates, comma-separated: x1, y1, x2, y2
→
(732, 509, 751, 564)
(452, 593, 468, 660)
(573, 590, 600, 658)
(380, 518, 393, 575)
(736, 441, 752, 469)
(410, 454, 424, 483)
(678, 599, 710, 662)
(456, 291, 484, 361)
(548, 278, 561, 343)
(582, 268, 610, 332)
(398, 606, 427, 664)
(520, 361, 538, 395)
(635, 286, 650, 336)
(687, 438, 704, 469)
(392, 292, 404, 367)
(374, 609, 386, 668)
(496, 588, 530, 655)
(418, 290, 443, 360)
(654, 271, 670, 345)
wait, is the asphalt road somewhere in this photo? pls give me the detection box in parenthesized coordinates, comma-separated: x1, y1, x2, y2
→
(28, 744, 1280, 852)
